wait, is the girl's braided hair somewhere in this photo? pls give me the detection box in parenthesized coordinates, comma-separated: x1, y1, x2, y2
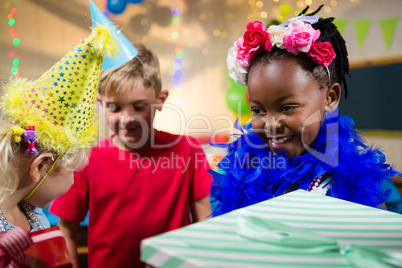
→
(309, 5, 351, 98)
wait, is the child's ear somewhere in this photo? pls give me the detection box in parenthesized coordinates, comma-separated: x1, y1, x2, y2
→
(97, 94, 103, 106)
(30, 153, 54, 183)
(324, 83, 341, 113)
(156, 89, 169, 111)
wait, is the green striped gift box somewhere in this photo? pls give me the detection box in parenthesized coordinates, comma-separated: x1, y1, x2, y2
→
(141, 190, 402, 267)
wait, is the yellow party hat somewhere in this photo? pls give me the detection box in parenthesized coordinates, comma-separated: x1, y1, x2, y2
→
(1, 24, 118, 154)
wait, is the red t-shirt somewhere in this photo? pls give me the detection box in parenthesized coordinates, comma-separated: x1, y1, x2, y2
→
(50, 130, 212, 268)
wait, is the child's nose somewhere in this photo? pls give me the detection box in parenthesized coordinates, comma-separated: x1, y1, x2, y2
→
(122, 113, 136, 125)
(264, 115, 284, 135)
(120, 108, 137, 123)
(121, 106, 136, 117)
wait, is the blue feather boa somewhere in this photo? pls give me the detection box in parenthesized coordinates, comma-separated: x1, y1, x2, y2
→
(210, 114, 400, 216)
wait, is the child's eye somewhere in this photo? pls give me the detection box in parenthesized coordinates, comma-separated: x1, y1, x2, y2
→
(107, 104, 120, 112)
(134, 105, 146, 111)
(251, 107, 264, 115)
(281, 106, 297, 112)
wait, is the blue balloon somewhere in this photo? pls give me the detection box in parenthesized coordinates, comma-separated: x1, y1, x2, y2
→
(127, 0, 143, 3)
(107, 0, 127, 14)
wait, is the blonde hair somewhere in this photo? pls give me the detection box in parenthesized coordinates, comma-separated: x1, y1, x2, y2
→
(0, 115, 90, 203)
(99, 43, 161, 96)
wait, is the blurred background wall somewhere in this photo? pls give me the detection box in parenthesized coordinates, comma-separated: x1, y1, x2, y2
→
(1, 0, 401, 170)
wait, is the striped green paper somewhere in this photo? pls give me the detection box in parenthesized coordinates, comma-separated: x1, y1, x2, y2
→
(141, 190, 402, 268)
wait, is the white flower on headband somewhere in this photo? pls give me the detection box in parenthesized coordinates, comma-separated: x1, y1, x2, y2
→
(227, 45, 248, 85)
(267, 25, 286, 49)
(226, 17, 336, 85)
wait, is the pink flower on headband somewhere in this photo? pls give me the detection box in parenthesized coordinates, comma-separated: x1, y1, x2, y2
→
(235, 37, 252, 68)
(307, 41, 336, 67)
(244, 21, 271, 52)
(283, 20, 320, 55)
(228, 46, 248, 85)
(236, 21, 271, 68)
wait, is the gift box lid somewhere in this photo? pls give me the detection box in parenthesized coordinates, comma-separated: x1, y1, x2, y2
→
(141, 190, 402, 268)
(25, 226, 72, 268)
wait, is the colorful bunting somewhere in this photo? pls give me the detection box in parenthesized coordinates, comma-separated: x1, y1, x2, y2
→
(353, 19, 372, 50)
(379, 17, 399, 50)
(333, 18, 348, 35)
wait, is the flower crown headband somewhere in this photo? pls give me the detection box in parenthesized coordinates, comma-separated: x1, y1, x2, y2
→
(227, 15, 336, 85)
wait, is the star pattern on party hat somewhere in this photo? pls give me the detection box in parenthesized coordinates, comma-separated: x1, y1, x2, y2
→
(1, 24, 118, 154)
(24, 40, 101, 132)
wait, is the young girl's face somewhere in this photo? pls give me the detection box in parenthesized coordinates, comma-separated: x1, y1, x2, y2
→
(248, 58, 328, 158)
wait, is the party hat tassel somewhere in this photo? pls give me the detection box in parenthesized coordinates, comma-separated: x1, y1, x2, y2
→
(90, 24, 119, 59)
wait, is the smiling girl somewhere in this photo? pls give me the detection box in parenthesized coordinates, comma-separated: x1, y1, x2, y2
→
(210, 6, 400, 216)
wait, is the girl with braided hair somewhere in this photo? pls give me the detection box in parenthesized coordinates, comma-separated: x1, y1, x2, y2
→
(210, 6, 400, 216)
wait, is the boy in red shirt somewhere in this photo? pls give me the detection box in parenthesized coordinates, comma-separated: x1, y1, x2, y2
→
(50, 44, 212, 268)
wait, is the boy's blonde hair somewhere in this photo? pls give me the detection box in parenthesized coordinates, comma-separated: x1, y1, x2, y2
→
(99, 44, 162, 96)
(0, 115, 90, 203)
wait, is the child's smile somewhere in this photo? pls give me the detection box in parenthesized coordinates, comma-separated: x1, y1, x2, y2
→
(122, 125, 141, 134)
(268, 135, 293, 148)
(248, 57, 329, 158)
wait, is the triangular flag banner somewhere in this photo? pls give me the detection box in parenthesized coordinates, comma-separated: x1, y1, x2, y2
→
(333, 19, 348, 35)
(89, 0, 138, 70)
(353, 19, 372, 50)
(379, 17, 399, 50)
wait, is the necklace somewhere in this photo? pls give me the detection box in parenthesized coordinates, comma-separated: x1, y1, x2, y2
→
(0, 200, 44, 232)
(0, 210, 11, 232)
(308, 174, 334, 195)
